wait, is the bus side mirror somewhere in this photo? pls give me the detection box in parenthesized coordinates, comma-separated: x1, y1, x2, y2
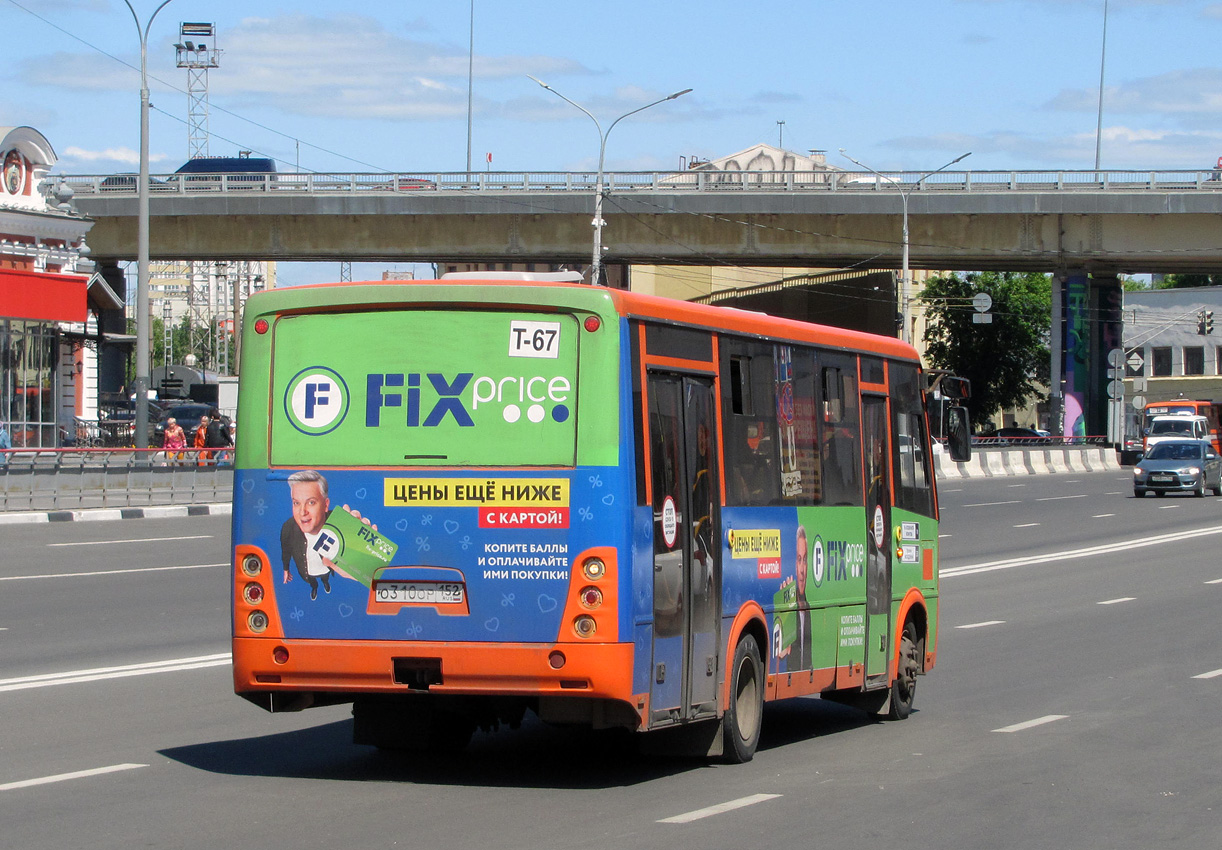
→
(947, 406, 971, 462)
(935, 375, 971, 401)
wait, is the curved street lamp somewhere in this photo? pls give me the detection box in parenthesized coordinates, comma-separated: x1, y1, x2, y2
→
(123, 0, 176, 452)
(529, 77, 691, 286)
(838, 149, 971, 343)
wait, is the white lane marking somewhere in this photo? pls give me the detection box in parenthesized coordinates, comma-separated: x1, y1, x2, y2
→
(1035, 494, 1088, 502)
(1092, 513, 1115, 518)
(659, 794, 782, 824)
(1206, 578, 1222, 585)
(0, 653, 231, 693)
(994, 715, 1068, 733)
(1158, 505, 1179, 510)
(47, 535, 213, 548)
(0, 563, 225, 582)
(1006, 484, 1027, 488)
(943, 526, 1222, 578)
(0, 763, 148, 792)
(957, 620, 1005, 629)
(1191, 668, 1222, 679)
(963, 500, 1022, 507)
(1013, 523, 1040, 528)
(1098, 597, 1136, 605)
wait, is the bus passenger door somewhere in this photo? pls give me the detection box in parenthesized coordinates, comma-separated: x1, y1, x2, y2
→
(862, 396, 893, 686)
(647, 373, 721, 725)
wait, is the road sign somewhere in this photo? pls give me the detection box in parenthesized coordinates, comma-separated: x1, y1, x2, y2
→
(973, 292, 992, 312)
(1126, 351, 1144, 376)
(1131, 394, 1147, 409)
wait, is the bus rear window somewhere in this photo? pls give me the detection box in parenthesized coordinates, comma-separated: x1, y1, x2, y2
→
(269, 310, 579, 467)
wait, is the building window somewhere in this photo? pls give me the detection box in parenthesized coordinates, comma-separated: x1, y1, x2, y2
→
(1185, 346, 1205, 376)
(1151, 347, 1173, 377)
(1, 319, 59, 448)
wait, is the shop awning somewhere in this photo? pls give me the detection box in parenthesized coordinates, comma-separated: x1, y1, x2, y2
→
(0, 268, 88, 323)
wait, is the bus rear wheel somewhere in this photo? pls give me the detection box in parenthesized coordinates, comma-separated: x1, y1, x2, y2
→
(723, 634, 764, 763)
(888, 620, 920, 721)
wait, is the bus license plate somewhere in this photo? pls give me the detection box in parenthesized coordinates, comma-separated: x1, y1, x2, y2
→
(374, 581, 465, 604)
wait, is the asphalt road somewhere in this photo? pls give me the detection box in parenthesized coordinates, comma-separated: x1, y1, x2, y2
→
(2, 472, 1219, 850)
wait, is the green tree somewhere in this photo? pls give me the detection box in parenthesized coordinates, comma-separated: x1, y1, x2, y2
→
(919, 271, 1051, 430)
(1158, 273, 1222, 289)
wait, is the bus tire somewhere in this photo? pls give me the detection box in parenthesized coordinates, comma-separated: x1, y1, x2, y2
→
(723, 634, 764, 763)
(887, 620, 920, 721)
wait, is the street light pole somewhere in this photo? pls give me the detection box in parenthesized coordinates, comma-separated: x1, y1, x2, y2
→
(838, 149, 971, 343)
(1094, 0, 1109, 171)
(529, 77, 691, 285)
(123, 0, 176, 451)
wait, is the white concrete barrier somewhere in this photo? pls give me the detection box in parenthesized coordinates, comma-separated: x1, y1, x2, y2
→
(935, 446, 1122, 479)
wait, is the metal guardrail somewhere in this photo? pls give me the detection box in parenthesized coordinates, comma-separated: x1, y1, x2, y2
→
(971, 435, 1110, 448)
(0, 448, 232, 512)
(57, 169, 1222, 197)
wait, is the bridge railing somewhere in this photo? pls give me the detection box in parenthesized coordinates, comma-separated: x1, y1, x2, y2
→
(58, 169, 1222, 197)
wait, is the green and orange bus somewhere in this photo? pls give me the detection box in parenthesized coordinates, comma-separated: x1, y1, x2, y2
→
(230, 275, 969, 761)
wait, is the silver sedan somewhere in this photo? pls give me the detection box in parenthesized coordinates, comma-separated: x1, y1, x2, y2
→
(1133, 439, 1222, 497)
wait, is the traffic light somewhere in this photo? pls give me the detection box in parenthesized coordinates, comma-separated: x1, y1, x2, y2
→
(1207, 311, 1214, 334)
(1199, 310, 1209, 335)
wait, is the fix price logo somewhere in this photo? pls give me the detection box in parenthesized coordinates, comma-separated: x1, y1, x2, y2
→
(285, 367, 350, 435)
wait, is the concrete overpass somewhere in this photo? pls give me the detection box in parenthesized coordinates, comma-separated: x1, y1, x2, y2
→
(63, 168, 1222, 273)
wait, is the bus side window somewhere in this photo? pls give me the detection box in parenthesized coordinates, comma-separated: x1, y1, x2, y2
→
(819, 354, 862, 507)
(723, 342, 780, 505)
(890, 363, 935, 518)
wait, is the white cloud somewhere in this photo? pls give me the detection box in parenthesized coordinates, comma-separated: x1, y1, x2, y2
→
(59, 146, 170, 168)
(1045, 68, 1222, 131)
(884, 126, 1222, 169)
(210, 14, 594, 120)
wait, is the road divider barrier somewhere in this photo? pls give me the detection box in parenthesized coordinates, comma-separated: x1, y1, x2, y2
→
(936, 446, 1121, 479)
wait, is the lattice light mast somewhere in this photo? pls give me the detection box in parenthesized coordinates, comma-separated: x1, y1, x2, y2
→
(174, 22, 221, 159)
(175, 23, 223, 371)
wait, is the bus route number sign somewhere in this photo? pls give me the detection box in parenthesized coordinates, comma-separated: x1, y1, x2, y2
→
(509, 320, 562, 359)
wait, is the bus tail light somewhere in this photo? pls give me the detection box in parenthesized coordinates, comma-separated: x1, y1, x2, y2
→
(581, 556, 606, 581)
(234, 546, 284, 638)
(272, 646, 290, 665)
(560, 547, 618, 642)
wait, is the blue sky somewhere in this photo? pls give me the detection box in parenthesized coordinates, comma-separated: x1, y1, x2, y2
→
(4, 0, 1222, 283)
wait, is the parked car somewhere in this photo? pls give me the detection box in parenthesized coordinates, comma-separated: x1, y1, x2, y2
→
(1132, 439, 1222, 497)
(975, 427, 1051, 446)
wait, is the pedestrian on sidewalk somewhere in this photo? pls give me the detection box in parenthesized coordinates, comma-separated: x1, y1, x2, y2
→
(205, 409, 233, 465)
(194, 415, 211, 465)
(162, 416, 186, 465)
